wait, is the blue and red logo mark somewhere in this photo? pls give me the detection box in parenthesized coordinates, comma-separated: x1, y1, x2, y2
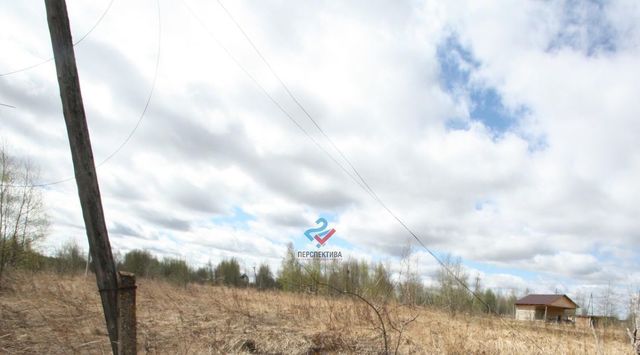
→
(303, 217, 336, 248)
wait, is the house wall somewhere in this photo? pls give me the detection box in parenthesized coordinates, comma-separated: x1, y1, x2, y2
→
(515, 305, 536, 321)
(516, 305, 570, 322)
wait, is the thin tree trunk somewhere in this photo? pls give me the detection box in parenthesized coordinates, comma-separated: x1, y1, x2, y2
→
(8, 183, 28, 265)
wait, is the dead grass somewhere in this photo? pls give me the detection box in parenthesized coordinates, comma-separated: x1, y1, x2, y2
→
(0, 271, 631, 354)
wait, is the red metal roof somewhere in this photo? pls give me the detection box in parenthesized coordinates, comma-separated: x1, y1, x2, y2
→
(515, 294, 577, 308)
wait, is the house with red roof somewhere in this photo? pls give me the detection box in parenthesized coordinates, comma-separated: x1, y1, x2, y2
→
(515, 294, 578, 322)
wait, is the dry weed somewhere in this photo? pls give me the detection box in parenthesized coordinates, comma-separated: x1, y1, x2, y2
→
(0, 271, 631, 354)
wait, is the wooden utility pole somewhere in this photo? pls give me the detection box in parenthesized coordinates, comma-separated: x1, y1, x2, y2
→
(44, 0, 120, 353)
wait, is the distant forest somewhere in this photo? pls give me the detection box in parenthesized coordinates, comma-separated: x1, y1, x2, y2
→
(3, 240, 522, 317)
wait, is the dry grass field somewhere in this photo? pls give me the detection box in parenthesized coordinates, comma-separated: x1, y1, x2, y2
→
(0, 271, 631, 354)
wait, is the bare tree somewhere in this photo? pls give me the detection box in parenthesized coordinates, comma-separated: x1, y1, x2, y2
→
(598, 282, 618, 320)
(436, 254, 471, 315)
(397, 244, 427, 306)
(573, 289, 588, 316)
(0, 146, 49, 282)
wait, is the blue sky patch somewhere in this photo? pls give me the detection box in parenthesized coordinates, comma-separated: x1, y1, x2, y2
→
(474, 198, 497, 211)
(469, 88, 518, 134)
(212, 206, 256, 229)
(464, 259, 538, 283)
(437, 35, 478, 93)
(437, 35, 526, 136)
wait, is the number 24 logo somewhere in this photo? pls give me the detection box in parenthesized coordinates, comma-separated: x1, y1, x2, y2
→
(304, 217, 336, 248)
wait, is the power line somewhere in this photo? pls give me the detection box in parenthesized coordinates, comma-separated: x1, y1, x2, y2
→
(1, 0, 161, 189)
(212, 2, 544, 350)
(214, 0, 386, 204)
(183, 2, 461, 316)
(213, 0, 412, 236)
(209, 0, 477, 300)
(0, 103, 16, 109)
(178, 2, 476, 316)
(0, 0, 116, 77)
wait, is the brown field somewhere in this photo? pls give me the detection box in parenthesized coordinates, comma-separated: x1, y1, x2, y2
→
(0, 271, 631, 354)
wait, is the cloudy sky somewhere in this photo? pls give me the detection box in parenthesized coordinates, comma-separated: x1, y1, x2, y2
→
(2, 0, 639, 312)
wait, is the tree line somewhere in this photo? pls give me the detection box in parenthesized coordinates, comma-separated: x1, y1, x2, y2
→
(115, 243, 520, 316)
(276, 243, 518, 316)
(3, 236, 519, 316)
